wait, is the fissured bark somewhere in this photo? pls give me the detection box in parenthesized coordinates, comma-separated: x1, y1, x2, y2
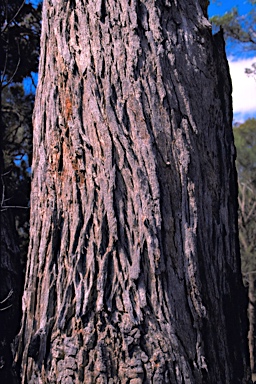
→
(15, 1, 250, 383)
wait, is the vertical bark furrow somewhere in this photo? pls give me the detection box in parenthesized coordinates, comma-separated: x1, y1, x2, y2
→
(15, 0, 250, 383)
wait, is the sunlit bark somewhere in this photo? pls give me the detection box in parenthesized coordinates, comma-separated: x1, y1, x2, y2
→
(15, 1, 250, 383)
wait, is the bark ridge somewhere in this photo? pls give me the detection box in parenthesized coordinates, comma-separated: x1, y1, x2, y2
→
(15, 1, 250, 383)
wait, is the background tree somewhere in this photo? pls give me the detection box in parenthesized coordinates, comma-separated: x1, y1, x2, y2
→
(234, 118, 256, 374)
(210, 0, 256, 51)
(14, 0, 251, 383)
(0, 1, 41, 382)
(210, 0, 256, 74)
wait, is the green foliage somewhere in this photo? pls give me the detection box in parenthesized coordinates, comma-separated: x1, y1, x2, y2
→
(245, 62, 256, 77)
(234, 118, 256, 184)
(210, 1, 256, 52)
(234, 119, 256, 282)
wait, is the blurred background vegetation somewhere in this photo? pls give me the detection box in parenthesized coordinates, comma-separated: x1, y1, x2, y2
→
(0, 1, 41, 381)
(1, 0, 41, 265)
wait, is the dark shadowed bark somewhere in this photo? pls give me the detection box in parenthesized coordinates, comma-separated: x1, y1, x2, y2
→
(0, 211, 22, 384)
(15, 1, 250, 383)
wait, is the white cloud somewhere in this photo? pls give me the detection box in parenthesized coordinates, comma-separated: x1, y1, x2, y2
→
(228, 56, 256, 122)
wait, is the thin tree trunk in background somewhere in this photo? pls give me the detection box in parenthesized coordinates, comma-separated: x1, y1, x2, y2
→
(15, 0, 250, 383)
(248, 273, 256, 373)
(237, 178, 256, 375)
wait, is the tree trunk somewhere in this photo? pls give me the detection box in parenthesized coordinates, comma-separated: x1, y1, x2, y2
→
(248, 273, 256, 374)
(15, 1, 250, 383)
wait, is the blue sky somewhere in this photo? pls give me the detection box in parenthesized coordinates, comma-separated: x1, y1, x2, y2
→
(209, 0, 256, 123)
(209, 0, 253, 17)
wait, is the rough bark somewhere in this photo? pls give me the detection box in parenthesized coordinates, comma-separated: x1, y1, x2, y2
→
(15, 0, 250, 383)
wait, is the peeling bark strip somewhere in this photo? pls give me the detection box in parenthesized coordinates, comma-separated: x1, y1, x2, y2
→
(15, 1, 250, 383)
